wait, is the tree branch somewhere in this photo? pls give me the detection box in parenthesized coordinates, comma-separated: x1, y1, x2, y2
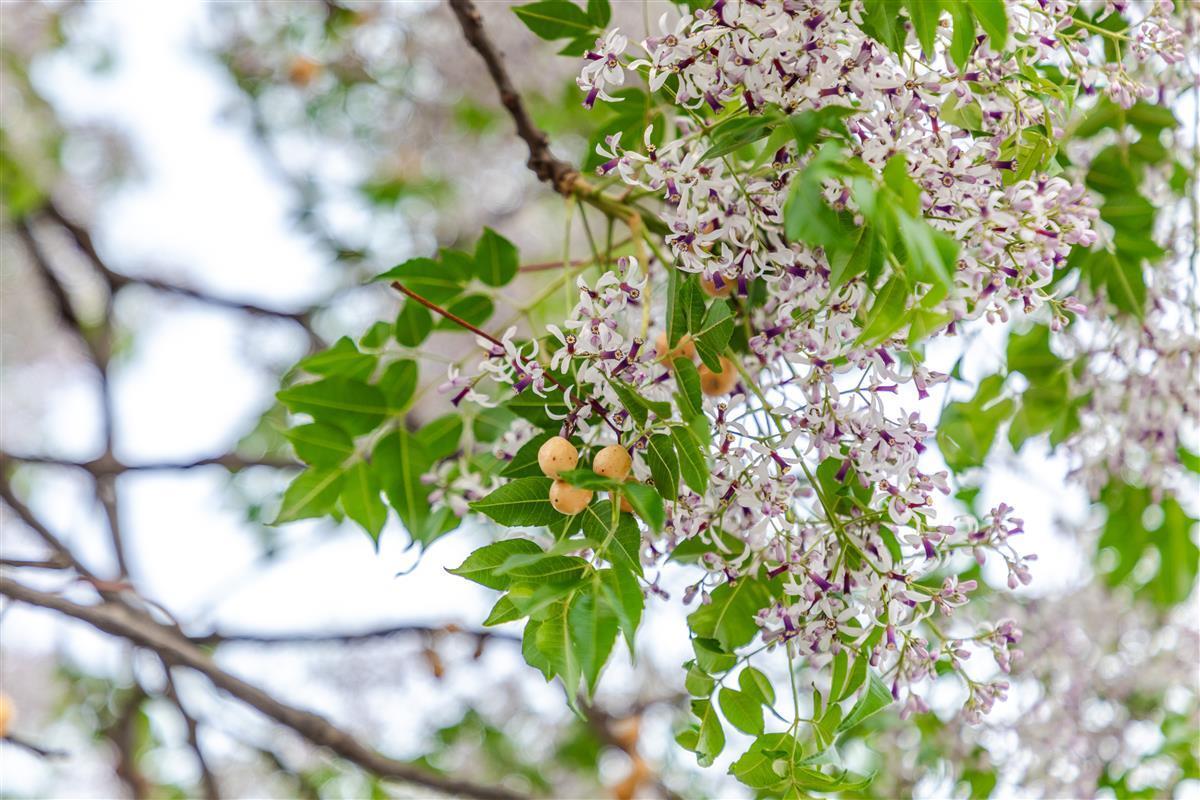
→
(444, 0, 669, 236)
(161, 666, 220, 800)
(38, 202, 322, 341)
(446, 0, 579, 194)
(2, 450, 297, 475)
(0, 578, 529, 800)
(192, 622, 519, 648)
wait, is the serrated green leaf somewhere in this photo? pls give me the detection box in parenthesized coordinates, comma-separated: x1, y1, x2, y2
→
(298, 336, 376, 381)
(394, 301, 433, 347)
(474, 227, 519, 287)
(837, 671, 893, 733)
(569, 585, 618, 695)
(670, 424, 709, 495)
(720, 687, 764, 735)
(278, 377, 388, 436)
(449, 539, 544, 590)
(621, 482, 665, 532)
(469, 476, 561, 527)
(689, 580, 774, 651)
(644, 434, 680, 502)
(692, 301, 734, 372)
(378, 360, 418, 412)
(285, 422, 354, 467)
(274, 468, 344, 524)
(341, 461, 387, 540)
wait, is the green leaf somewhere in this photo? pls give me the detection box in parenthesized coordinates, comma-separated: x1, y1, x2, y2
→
(690, 698, 726, 766)
(837, 671, 893, 733)
(967, 0, 1007, 49)
(394, 301, 433, 347)
(667, 269, 705, 348)
(947, 0, 976, 70)
(685, 662, 716, 696)
(936, 374, 1015, 471)
(522, 619, 553, 680)
(670, 425, 709, 495)
(692, 301, 734, 372)
(512, 1, 594, 41)
(373, 429, 436, 544)
(739, 667, 775, 706)
(559, 468, 622, 491)
(449, 539, 545, 590)
(483, 594, 523, 626)
(703, 114, 782, 161)
(499, 553, 589, 584)
(719, 687, 764, 735)
(586, 0, 610, 25)
(297, 336, 376, 381)
(569, 585, 618, 695)
(439, 294, 495, 329)
(359, 321, 392, 349)
(644, 434, 680, 502)
(274, 468, 345, 523)
(469, 477, 561, 527)
(415, 414, 463, 461)
(378, 360, 418, 412)
(689, 579, 774, 651)
(278, 377, 389, 436)
(673, 358, 704, 420)
(535, 598, 583, 701)
(285, 422, 354, 467)
(599, 566, 643, 653)
(857, 276, 909, 345)
(907, 0, 941, 56)
(730, 733, 798, 789)
(622, 482, 665, 532)
(692, 637, 738, 674)
(474, 227, 519, 287)
(375, 257, 463, 303)
(579, 500, 643, 575)
(341, 461, 387, 540)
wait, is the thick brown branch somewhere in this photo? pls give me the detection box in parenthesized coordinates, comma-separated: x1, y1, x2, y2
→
(2, 450, 297, 475)
(0, 578, 528, 800)
(39, 202, 321, 337)
(447, 0, 579, 194)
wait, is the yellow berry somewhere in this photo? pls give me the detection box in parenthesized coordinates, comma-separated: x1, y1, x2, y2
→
(699, 357, 738, 396)
(550, 480, 593, 515)
(593, 445, 632, 481)
(0, 693, 12, 738)
(655, 331, 697, 364)
(701, 274, 733, 297)
(538, 436, 578, 479)
(287, 56, 322, 87)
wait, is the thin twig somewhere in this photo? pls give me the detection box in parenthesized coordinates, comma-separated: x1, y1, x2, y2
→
(0, 472, 100, 581)
(1, 735, 69, 759)
(0, 577, 529, 800)
(161, 666, 220, 800)
(192, 622, 519, 648)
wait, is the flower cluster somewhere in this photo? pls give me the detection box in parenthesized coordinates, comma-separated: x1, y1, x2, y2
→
(434, 0, 1189, 739)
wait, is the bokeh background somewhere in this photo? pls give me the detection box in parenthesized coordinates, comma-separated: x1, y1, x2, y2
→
(1, 2, 1197, 799)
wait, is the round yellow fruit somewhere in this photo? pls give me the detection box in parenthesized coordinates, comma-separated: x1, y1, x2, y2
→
(550, 480, 593, 515)
(655, 331, 696, 364)
(593, 445, 632, 481)
(700, 357, 738, 396)
(537, 436, 578, 479)
(0, 692, 12, 738)
(701, 274, 733, 297)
